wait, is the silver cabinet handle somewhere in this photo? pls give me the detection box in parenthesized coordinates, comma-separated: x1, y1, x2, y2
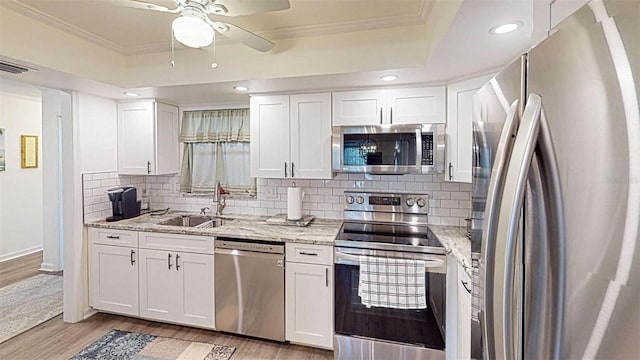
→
(461, 280, 471, 294)
(390, 107, 393, 124)
(448, 162, 453, 180)
(130, 250, 135, 266)
(299, 252, 318, 256)
(291, 162, 295, 178)
(168, 253, 172, 269)
(493, 94, 565, 360)
(481, 101, 519, 360)
(147, 161, 151, 175)
(176, 254, 180, 271)
(379, 107, 383, 124)
(325, 267, 329, 287)
(284, 162, 288, 177)
(107, 235, 120, 239)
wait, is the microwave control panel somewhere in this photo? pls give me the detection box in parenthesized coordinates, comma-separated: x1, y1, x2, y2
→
(421, 133, 434, 166)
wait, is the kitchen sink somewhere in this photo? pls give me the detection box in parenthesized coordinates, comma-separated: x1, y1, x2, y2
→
(158, 215, 224, 228)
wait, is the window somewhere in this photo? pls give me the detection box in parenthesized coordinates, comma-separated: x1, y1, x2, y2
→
(179, 109, 255, 196)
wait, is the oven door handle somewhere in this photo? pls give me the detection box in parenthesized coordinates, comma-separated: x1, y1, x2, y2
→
(334, 252, 444, 269)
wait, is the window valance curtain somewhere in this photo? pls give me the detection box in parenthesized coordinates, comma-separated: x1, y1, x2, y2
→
(180, 109, 255, 196)
(180, 109, 250, 143)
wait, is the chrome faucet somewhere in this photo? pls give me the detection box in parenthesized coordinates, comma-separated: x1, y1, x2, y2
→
(200, 207, 210, 216)
(215, 181, 226, 216)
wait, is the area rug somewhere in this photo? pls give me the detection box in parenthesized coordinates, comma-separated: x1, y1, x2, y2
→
(70, 329, 236, 360)
(0, 273, 63, 343)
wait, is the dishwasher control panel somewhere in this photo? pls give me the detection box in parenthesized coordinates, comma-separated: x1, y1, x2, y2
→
(215, 238, 285, 254)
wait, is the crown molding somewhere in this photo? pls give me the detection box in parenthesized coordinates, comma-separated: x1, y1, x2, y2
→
(6, 0, 433, 56)
(3, 0, 124, 54)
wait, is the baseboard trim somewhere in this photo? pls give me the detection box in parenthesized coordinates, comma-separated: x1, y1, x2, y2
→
(0, 245, 43, 263)
(39, 262, 62, 272)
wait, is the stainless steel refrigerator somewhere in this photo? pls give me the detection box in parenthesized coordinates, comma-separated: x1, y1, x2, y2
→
(471, 0, 639, 358)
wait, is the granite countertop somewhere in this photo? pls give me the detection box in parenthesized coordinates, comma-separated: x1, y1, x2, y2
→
(429, 225, 472, 276)
(86, 212, 342, 246)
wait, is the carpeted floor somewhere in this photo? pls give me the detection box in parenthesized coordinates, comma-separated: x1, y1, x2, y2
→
(69, 329, 236, 360)
(0, 273, 63, 344)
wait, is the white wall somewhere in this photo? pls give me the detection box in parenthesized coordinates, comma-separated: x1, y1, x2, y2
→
(78, 93, 117, 173)
(0, 82, 43, 262)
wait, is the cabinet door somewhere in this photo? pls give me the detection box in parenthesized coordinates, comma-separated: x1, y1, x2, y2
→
(290, 93, 332, 179)
(118, 102, 155, 175)
(285, 262, 333, 349)
(139, 248, 177, 322)
(175, 252, 215, 329)
(154, 102, 179, 175)
(250, 95, 291, 178)
(332, 90, 386, 126)
(445, 254, 459, 360)
(387, 87, 446, 124)
(446, 75, 492, 183)
(457, 265, 472, 360)
(90, 244, 139, 316)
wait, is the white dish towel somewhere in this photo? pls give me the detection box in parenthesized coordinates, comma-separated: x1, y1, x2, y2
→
(358, 256, 427, 309)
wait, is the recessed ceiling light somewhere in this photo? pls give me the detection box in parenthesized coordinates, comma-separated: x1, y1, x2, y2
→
(489, 22, 522, 35)
(234, 86, 249, 92)
(123, 92, 140, 97)
(380, 75, 398, 82)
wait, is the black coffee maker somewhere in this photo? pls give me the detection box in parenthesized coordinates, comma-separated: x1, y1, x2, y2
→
(106, 186, 141, 222)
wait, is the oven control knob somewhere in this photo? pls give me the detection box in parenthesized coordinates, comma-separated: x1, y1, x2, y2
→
(356, 196, 365, 204)
(406, 198, 416, 207)
(346, 195, 354, 204)
(416, 198, 427, 207)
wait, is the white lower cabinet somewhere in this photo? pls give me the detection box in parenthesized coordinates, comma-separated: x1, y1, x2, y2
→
(90, 243, 139, 316)
(445, 254, 472, 360)
(139, 249, 215, 328)
(285, 244, 334, 349)
(89, 228, 214, 330)
(139, 248, 177, 323)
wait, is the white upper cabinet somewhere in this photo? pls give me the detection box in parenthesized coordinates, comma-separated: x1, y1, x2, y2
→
(250, 95, 290, 178)
(445, 75, 492, 183)
(251, 93, 332, 179)
(290, 93, 332, 179)
(332, 90, 386, 126)
(117, 101, 179, 175)
(386, 87, 446, 124)
(332, 87, 445, 126)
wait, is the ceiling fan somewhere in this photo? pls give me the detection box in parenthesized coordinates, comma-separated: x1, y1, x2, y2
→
(114, 0, 290, 52)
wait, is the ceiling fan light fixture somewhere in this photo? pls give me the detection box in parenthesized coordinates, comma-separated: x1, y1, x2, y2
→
(172, 14, 214, 48)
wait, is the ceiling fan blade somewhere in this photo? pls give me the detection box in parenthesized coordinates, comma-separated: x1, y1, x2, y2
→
(208, 0, 290, 17)
(110, 0, 180, 13)
(210, 21, 274, 52)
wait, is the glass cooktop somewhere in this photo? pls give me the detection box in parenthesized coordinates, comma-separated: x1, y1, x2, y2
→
(336, 221, 444, 250)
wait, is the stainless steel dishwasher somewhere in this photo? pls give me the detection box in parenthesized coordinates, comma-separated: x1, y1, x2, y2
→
(214, 238, 285, 341)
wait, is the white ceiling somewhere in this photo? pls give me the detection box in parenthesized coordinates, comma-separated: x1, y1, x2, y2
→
(0, 0, 534, 106)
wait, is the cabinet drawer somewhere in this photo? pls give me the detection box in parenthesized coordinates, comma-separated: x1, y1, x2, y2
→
(286, 243, 333, 265)
(139, 232, 214, 254)
(89, 227, 138, 247)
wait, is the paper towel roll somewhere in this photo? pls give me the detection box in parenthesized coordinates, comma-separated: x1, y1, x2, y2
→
(287, 187, 303, 220)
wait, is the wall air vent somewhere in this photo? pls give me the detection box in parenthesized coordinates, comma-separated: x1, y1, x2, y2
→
(0, 61, 30, 75)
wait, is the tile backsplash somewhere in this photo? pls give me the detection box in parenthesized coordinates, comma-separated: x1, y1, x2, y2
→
(83, 172, 471, 226)
(82, 171, 145, 223)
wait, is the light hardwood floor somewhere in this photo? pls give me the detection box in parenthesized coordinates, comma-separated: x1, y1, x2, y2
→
(0, 251, 44, 288)
(0, 312, 333, 360)
(0, 251, 333, 360)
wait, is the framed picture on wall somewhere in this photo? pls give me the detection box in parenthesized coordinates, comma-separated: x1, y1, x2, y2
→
(0, 128, 5, 171)
(21, 134, 38, 169)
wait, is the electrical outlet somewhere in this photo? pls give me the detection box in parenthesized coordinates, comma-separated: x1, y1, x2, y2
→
(174, 183, 181, 193)
(265, 186, 278, 199)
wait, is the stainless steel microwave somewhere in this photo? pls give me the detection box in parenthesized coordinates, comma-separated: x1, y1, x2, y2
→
(332, 124, 444, 175)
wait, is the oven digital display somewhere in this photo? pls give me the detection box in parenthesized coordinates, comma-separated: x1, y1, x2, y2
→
(368, 196, 401, 206)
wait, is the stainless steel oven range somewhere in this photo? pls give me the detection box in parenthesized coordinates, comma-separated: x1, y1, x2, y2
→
(334, 191, 447, 360)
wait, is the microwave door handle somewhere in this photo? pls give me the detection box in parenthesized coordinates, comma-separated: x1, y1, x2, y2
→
(481, 100, 520, 360)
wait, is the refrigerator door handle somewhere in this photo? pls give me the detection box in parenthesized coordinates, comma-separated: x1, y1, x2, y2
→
(494, 94, 566, 360)
(480, 100, 520, 360)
